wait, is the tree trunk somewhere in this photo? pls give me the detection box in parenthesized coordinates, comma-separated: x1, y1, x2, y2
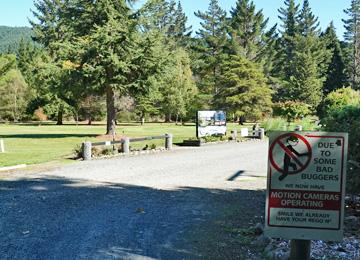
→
(141, 116, 145, 125)
(165, 113, 172, 123)
(88, 116, 92, 125)
(175, 114, 179, 125)
(56, 104, 64, 125)
(106, 85, 116, 135)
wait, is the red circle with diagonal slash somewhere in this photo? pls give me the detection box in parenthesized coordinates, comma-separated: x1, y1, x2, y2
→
(269, 133, 312, 175)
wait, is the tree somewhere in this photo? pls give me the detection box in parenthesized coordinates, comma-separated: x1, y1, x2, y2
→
(321, 22, 347, 94)
(0, 60, 30, 122)
(78, 95, 106, 125)
(133, 30, 167, 124)
(275, 0, 300, 80)
(276, 0, 327, 110)
(0, 54, 16, 77)
(160, 48, 197, 123)
(298, 0, 319, 36)
(343, 0, 360, 89)
(32, 0, 140, 134)
(194, 0, 228, 97)
(273, 101, 311, 124)
(229, 0, 269, 61)
(218, 55, 273, 121)
(168, 1, 192, 47)
(261, 24, 280, 80)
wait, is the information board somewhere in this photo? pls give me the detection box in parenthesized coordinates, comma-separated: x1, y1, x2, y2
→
(196, 111, 226, 138)
(265, 132, 348, 241)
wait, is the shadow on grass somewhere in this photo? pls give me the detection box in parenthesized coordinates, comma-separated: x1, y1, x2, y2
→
(0, 176, 265, 259)
(1, 134, 99, 139)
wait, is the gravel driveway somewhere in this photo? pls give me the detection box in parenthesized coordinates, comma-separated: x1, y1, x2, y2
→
(0, 141, 268, 260)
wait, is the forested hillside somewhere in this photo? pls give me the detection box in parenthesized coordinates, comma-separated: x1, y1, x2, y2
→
(0, 26, 32, 53)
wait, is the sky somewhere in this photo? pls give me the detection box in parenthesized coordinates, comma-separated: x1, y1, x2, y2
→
(0, 0, 352, 40)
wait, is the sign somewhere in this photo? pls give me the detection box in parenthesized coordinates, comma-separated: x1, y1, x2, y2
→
(265, 131, 348, 241)
(196, 111, 226, 138)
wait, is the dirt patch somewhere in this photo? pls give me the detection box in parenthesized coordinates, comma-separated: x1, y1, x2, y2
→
(182, 185, 267, 259)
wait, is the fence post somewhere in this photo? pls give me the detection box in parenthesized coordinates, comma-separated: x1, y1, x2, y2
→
(165, 134, 173, 150)
(259, 128, 265, 140)
(0, 139, 4, 153)
(231, 130, 237, 141)
(82, 141, 92, 161)
(122, 137, 130, 154)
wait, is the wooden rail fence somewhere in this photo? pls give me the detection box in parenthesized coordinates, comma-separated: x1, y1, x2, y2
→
(82, 134, 173, 160)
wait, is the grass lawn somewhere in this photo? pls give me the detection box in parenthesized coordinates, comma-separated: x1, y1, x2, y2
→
(0, 122, 253, 167)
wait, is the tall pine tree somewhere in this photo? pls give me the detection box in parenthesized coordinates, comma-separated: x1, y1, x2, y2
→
(229, 0, 269, 61)
(32, 0, 140, 134)
(321, 22, 347, 94)
(276, 0, 327, 109)
(276, 0, 300, 80)
(218, 55, 273, 121)
(343, 0, 360, 89)
(194, 0, 228, 97)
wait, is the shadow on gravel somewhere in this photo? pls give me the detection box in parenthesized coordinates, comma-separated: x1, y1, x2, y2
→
(0, 177, 265, 260)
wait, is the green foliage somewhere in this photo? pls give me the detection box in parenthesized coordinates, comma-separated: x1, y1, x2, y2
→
(261, 116, 318, 132)
(275, 0, 328, 110)
(202, 135, 224, 143)
(273, 101, 311, 122)
(319, 87, 360, 118)
(229, 0, 268, 61)
(322, 105, 360, 193)
(287, 34, 326, 109)
(0, 54, 31, 121)
(0, 69, 31, 121)
(218, 55, 273, 121)
(194, 0, 229, 99)
(72, 144, 83, 159)
(321, 22, 347, 94)
(0, 26, 33, 54)
(31, 0, 141, 133)
(261, 117, 288, 132)
(298, 0, 320, 36)
(343, 0, 360, 89)
(78, 95, 106, 123)
(276, 0, 300, 80)
(0, 54, 16, 78)
(160, 48, 197, 121)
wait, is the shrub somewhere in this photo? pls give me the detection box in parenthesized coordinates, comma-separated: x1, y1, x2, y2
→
(101, 148, 114, 156)
(33, 107, 47, 122)
(322, 105, 360, 193)
(91, 147, 102, 157)
(73, 144, 82, 159)
(202, 135, 224, 143)
(318, 87, 360, 119)
(261, 117, 288, 132)
(273, 101, 311, 123)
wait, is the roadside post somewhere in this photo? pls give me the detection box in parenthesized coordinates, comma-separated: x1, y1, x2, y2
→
(82, 141, 92, 161)
(122, 137, 130, 154)
(231, 130, 237, 141)
(0, 139, 4, 153)
(259, 128, 265, 140)
(264, 131, 348, 259)
(165, 133, 173, 150)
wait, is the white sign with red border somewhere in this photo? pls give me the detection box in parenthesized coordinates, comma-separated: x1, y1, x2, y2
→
(265, 131, 348, 241)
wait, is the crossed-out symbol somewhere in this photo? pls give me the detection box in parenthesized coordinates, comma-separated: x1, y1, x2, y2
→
(269, 133, 312, 181)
